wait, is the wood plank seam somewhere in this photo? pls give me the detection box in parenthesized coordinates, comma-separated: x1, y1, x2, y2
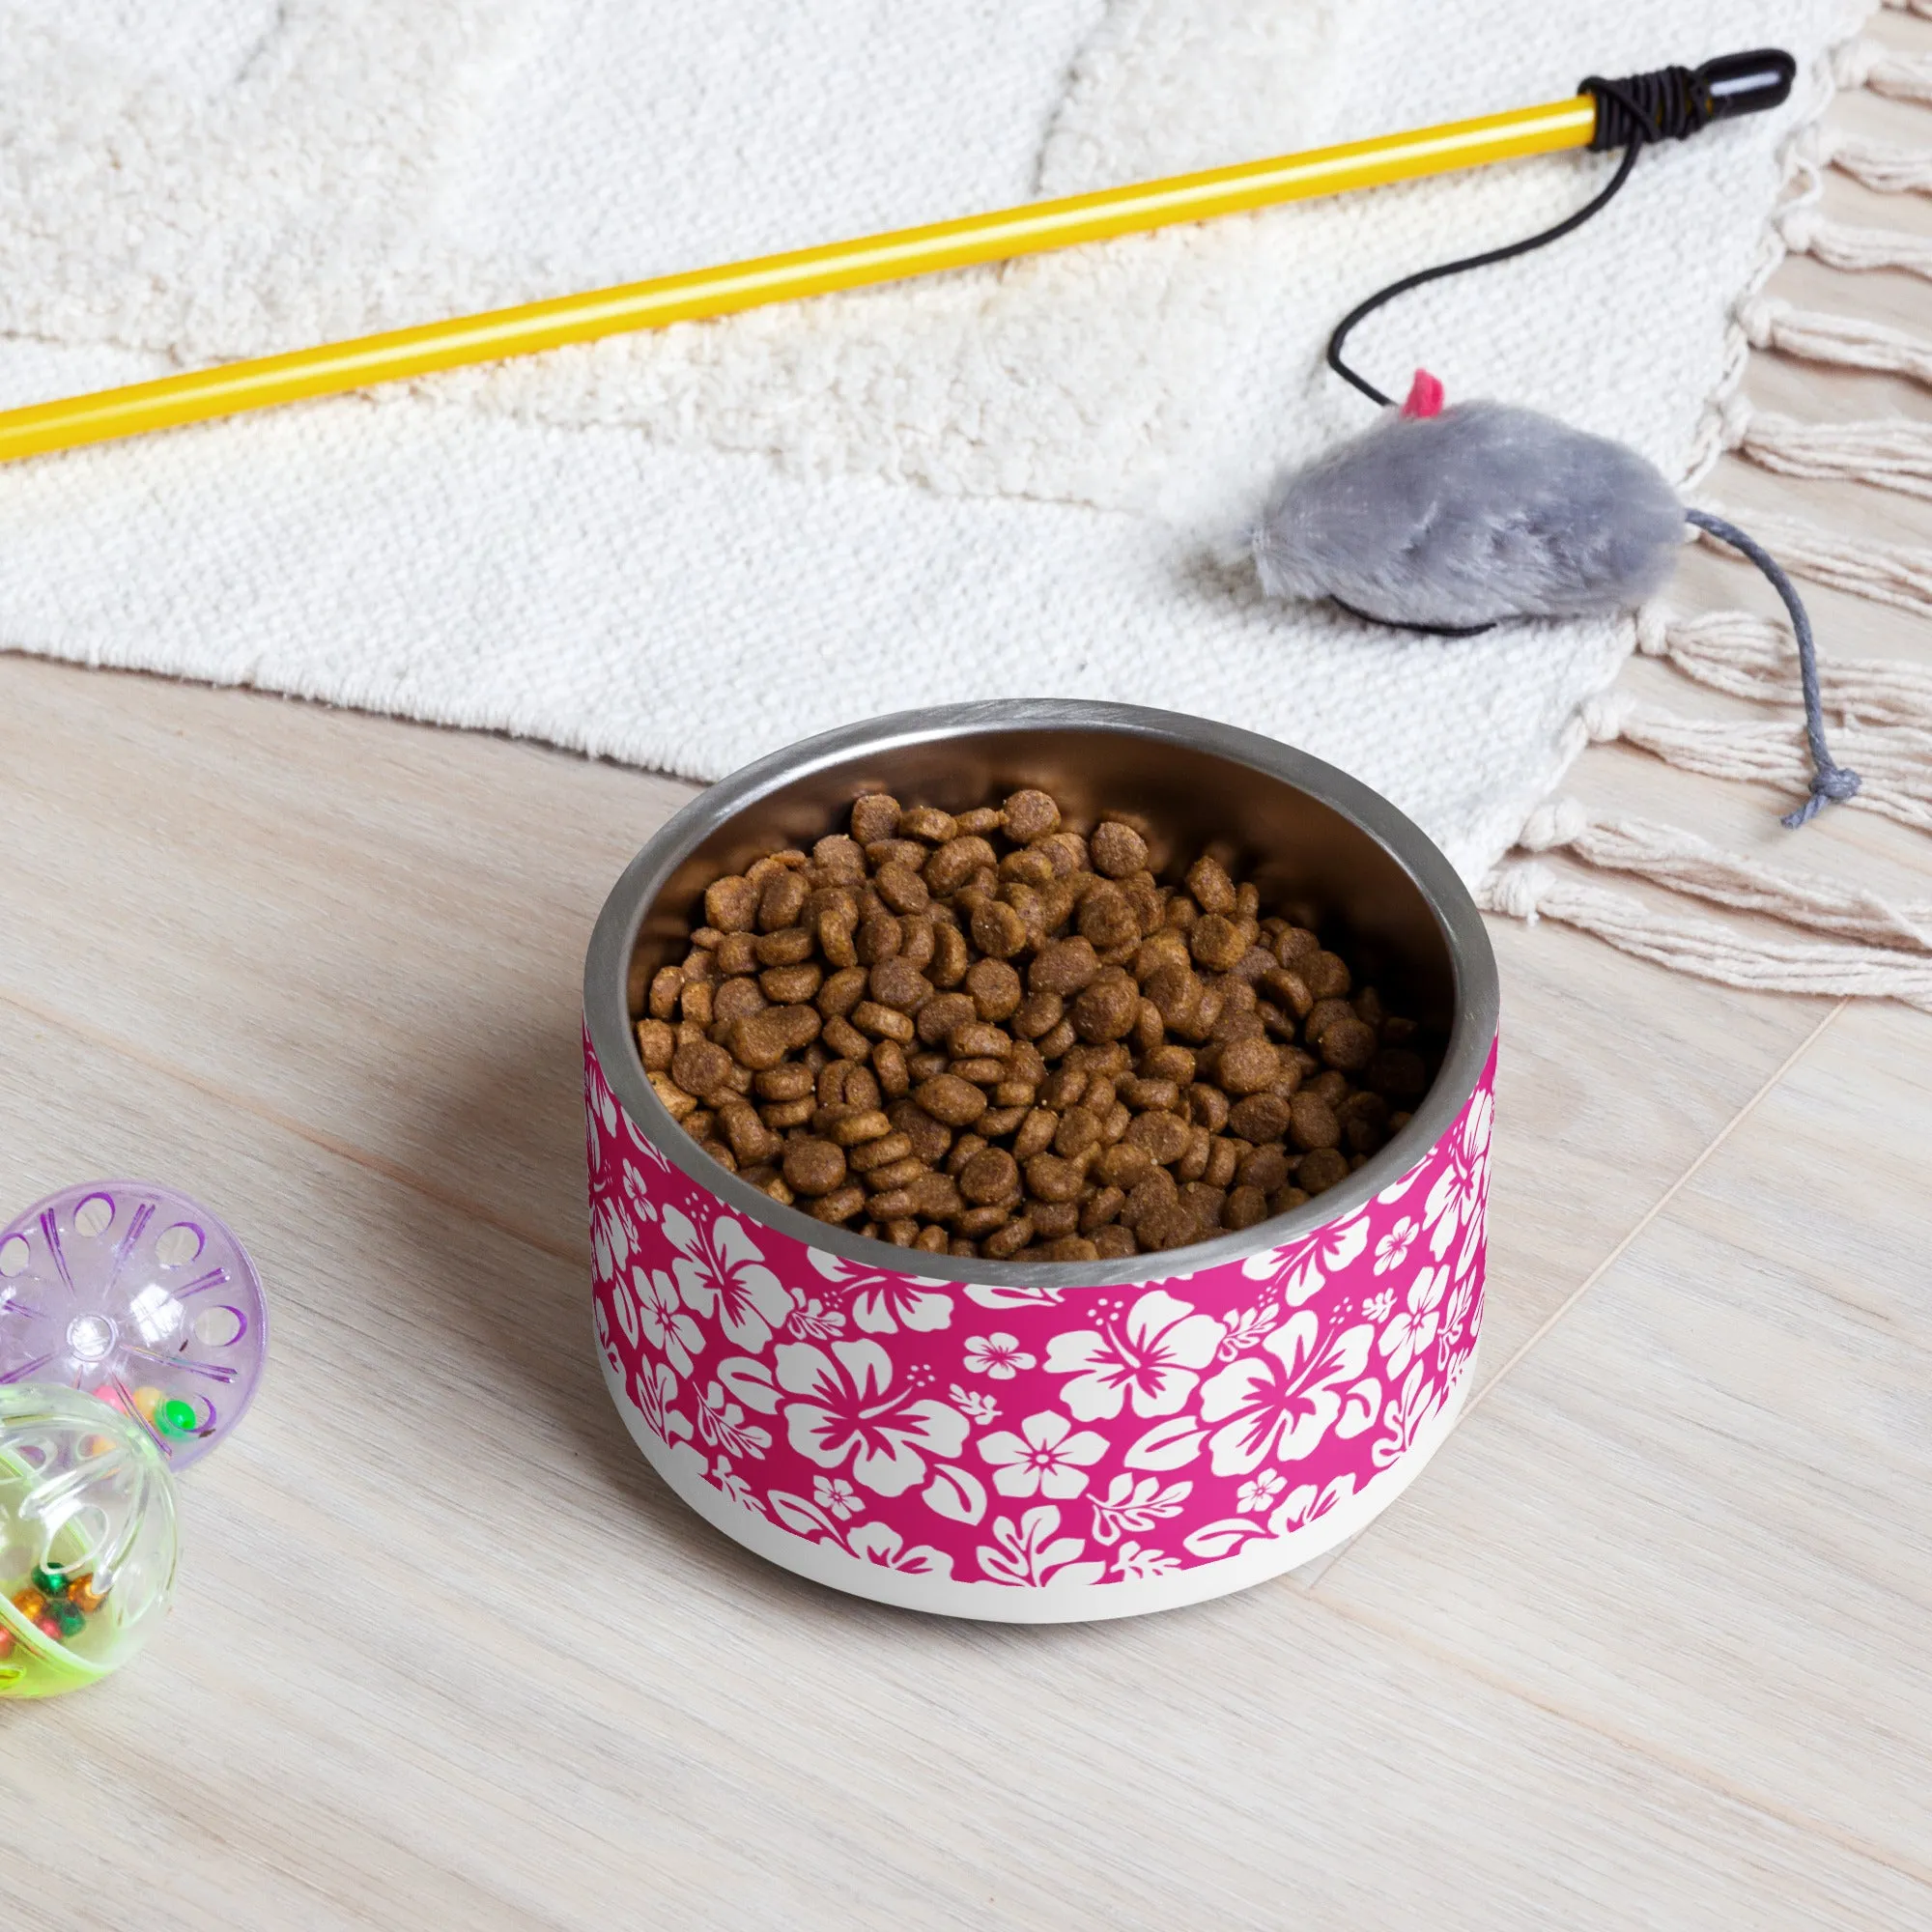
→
(1306, 1584, 1932, 1893)
(0, 981, 587, 1272)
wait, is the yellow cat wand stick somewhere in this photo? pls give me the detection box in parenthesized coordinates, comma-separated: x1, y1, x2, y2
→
(0, 53, 1793, 465)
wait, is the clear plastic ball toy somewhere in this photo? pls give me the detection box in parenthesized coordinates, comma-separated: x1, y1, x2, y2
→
(0, 1384, 181, 1698)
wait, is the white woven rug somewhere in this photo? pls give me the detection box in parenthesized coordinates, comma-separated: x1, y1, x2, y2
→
(0, 0, 1870, 885)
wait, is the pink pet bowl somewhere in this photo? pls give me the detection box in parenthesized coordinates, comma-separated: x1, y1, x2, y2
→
(583, 702, 1497, 1621)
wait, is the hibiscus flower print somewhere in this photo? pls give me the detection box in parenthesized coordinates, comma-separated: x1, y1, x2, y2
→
(949, 1385, 1001, 1426)
(812, 1476, 862, 1520)
(696, 1380, 774, 1460)
(1423, 1088, 1492, 1260)
(1439, 1271, 1475, 1358)
(774, 1340, 968, 1496)
(847, 1522, 954, 1577)
(1240, 1215, 1370, 1307)
(590, 1198, 634, 1287)
(962, 1333, 1036, 1379)
(665, 1206, 794, 1352)
(978, 1409, 1109, 1499)
(977, 1506, 1105, 1588)
(1374, 1217, 1418, 1276)
(786, 1295, 846, 1340)
(638, 1267, 704, 1380)
(631, 1360, 691, 1446)
(1236, 1469, 1286, 1515)
(1377, 1265, 1447, 1379)
(810, 1248, 952, 1335)
(1044, 1290, 1227, 1420)
(710, 1458, 759, 1512)
(1087, 1474, 1192, 1546)
(1112, 1541, 1181, 1581)
(1197, 1311, 1375, 1475)
(1216, 1302, 1280, 1362)
(1361, 1288, 1395, 1325)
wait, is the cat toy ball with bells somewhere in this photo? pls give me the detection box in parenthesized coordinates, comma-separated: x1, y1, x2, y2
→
(0, 1180, 268, 1697)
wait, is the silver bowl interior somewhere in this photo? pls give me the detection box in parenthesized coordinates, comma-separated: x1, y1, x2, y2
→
(586, 700, 1498, 1289)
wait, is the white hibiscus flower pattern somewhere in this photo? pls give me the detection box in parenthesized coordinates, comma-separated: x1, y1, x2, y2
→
(585, 1025, 1493, 1593)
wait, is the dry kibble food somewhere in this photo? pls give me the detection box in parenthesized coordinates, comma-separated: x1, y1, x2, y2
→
(635, 786, 1440, 1261)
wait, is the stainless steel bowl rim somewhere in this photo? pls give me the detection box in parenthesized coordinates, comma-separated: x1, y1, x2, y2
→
(585, 699, 1499, 1291)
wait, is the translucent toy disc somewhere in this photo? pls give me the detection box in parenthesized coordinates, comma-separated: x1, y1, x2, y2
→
(0, 1181, 267, 1470)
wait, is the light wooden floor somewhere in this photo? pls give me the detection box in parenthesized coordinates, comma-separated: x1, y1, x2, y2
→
(4, 26, 1931, 1930)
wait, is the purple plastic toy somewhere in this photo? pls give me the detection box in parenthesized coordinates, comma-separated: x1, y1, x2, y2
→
(0, 1180, 267, 1472)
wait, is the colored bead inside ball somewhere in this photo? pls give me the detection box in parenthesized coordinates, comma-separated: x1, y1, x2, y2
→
(0, 1384, 179, 1699)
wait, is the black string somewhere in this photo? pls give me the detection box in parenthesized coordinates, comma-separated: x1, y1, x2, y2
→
(1326, 77, 1655, 407)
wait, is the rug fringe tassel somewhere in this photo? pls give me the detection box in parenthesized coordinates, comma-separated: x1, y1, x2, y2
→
(1578, 691, 1932, 832)
(1635, 605, 1932, 729)
(1835, 37, 1932, 104)
(1821, 130, 1932, 193)
(1723, 398, 1932, 498)
(1691, 505, 1932, 618)
(1480, 861, 1932, 1009)
(1779, 206, 1932, 281)
(1516, 798, 1932, 951)
(1741, 297, 1932, 386)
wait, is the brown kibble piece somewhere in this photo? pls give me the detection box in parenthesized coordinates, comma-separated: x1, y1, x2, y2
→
(1319, 1016, 1378, 1072)
(1216, 1037, 1280, 1096)
(1185, 855, 1237, 916)
(1071, 969, 1140, 1042)
(959, 1147, 1020, 1204)
(1125, 1111, 1191, 1166)
(981, 1217, 1034, 1260)
(1298, 1147, 1350, 1195)
(1053, 1107, 1103, 1159)
(1077, 885, 1141, 952)
(1095, 1142, 1152, 1190)
(1093, 1224, 1139, 1259)
(672, 1039, 734, 1098)
(827, 1110, 894, 1148)
(782, 1139, 848, 1197)
(1029, 936, 1100, 997)
(1227, 1092, 1292, 1144)
(1002, 788, 1061, 842)
(1012, 1108, 1060, 1159)
(704, 876, 759, 933)
(810, 1184, 867, 1224)
(971, 899, 1029, 959)
(635, 1018, 675, 1071)
(1138, 1203, 1200, 1252)
(757, 869, 810, 932)
(849, 794, 902, 844)
(915, 1074, 989, 1127)
(874, 864, 929, 915)
(1024, 1152, 1084, 1203)
(1223, 1184, 1269, 1231)
(812, 835, 867, 881)
(1289, 1092, 1341, 1152)
(1090, 820, 1149, 878)
(899, 805, 957, 843)
(868, 958, 932, 1012)
(1189, 915, 1247, 973)
(923, 835, 996, 895)
(964, 956, 1023, 1021)
(1304, 951, 1352, 999)
(1012, 990, 1065, 1040)
(1302, 996, 1355, 1043)
(851, 1131, 915, 1173)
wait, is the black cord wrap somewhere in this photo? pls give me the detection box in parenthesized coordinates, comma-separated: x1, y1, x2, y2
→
(1579, 67, 1713, 151)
